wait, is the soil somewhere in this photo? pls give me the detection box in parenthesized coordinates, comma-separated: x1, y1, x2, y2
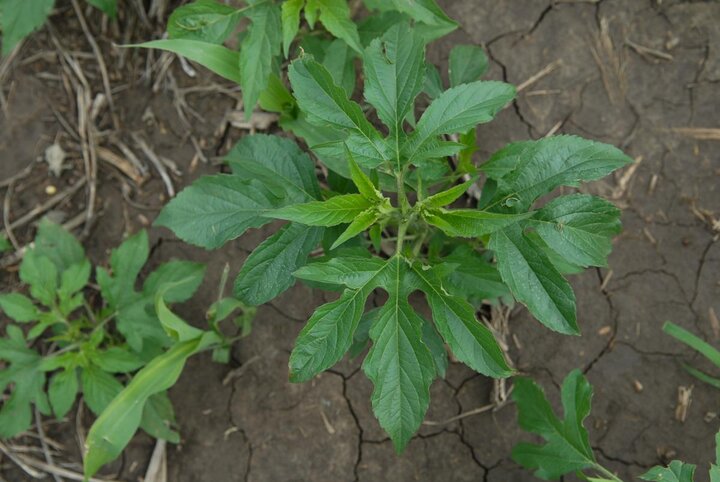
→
(1, 0, 719, 481)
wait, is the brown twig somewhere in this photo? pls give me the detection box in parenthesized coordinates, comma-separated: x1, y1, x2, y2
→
(35, 408, 63, 482)
(517, 60, 563, 92)
(3, 177, 86, 234)
(131, 133, 175, 197)
(3, 180, 20, 251)
(70, 0, 120, 130)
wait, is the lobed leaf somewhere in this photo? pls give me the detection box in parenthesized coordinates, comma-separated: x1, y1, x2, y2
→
(512, 370, 597, 480)
(363, 257, 434, 452)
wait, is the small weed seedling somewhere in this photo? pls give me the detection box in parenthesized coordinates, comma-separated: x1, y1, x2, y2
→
(154, 15, 632, 452)
(514, 370, 720, 482)
(0, 220, 252, 477)
(0, 0, 117, 55)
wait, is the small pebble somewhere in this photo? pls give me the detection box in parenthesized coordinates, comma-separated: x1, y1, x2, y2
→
(632, 379, 644, 393)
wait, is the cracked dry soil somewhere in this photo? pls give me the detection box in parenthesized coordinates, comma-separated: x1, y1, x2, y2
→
(0, 0, 718, 481)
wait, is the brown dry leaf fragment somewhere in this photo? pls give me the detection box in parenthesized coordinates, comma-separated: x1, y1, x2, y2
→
(675, 385, 693, 422)
(710, 307, 720, 340)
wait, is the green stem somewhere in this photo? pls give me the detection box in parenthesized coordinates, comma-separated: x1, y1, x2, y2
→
(593, 463, 624, 482)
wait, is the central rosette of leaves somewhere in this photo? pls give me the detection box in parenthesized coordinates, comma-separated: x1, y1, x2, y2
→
(156, 21, 631, 451)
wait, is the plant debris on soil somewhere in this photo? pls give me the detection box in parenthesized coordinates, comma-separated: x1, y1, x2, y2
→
(0, 0, 719, 481)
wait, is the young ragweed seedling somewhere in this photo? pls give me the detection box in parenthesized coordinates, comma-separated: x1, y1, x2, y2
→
(0, 221, 251, 478)
(156, 19, 631, 451)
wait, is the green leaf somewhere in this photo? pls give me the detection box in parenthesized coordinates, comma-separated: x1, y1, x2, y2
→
(84, 333, 218, 478)
(266, 194, 372, 226)
(81, 364, 124, 416)
(305, 0, 362, 53)
(413, 265, 511, 377)
(294, 256, 386, 289)
(259, 73, 295, 113)
(490, 224, 577, 335)
(288, 56, 391, 168)
(402, 81, 515, 164)
(93, 347, 144, 374)
(143, 261, 206, 303)
(0, 235, 11, 252)
(155, 293, 205, 343)
(330, 208, 380, 250)
(640, 461, 696, 482)
(0, 293, 40, 322)
(140, 392, 179, 442)
(238, 1, 282, 117)
(363, 21, 425, 135)
(512, 369, 597, 480)
(234, 223, 324, 306)
(423, 208, 531, 238)
(290, 257, 388, 381)
(226, 133, 320, 201)
(421, 319, 447, 378)
(322, 38, 356, 97)
(449, 45, 488, 87)
(421, 180, 474, 209)
(281, 0, 304, 57)
(33, 219, 86, 275)
(423, 62, 443, 99)
(362, 256, 435, 452)
(19, 250, 57, 307)
(48, 368, 78, 418)
(682, 364, 720, 389)
(0, 0, 54, 55)
(155, 175, 284, 249)
(528, 194, 621, 268)
(379, 0, 457, 41)
(664, 321, 720, 367)
(86, 0, 116, 17)
(289, 288, 369, 382)
(444, 245, 509, 303)
(357, 10, 404, 46)
(485, 136, 633, 212)
(348, 154, 382, 202)
(131, 39, 241, 84)
(167, 0, 239, 43)
(58, 259, 91, 300)
(0, 327, 44, 437)
(99, 230, 149, 308)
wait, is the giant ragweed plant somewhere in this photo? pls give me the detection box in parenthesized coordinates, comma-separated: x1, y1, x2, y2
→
(153, 20, 632, 451)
